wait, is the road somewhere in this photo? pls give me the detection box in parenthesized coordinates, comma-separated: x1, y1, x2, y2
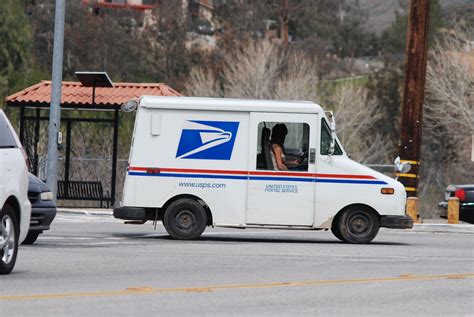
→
(2, 213, 474, 316)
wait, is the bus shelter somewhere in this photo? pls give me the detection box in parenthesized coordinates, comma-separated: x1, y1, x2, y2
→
(5, 80, 180, 207)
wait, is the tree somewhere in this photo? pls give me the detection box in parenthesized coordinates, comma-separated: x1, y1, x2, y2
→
(213, 1, 276, 46)
(185, 41, 390, 163)
(330, 84, 393, 164)
(423, 24, 473, 174)
(366, 66, 403, 150)
(380, 0, 443, 55)
(415, 23, 473, 218)
(442, 3, 474, 29)
(289, 0, 375, 58)
(30, 1, 155, 82)
(0, 0, 31, 104)
(185, 41, 319, 101)
(142, 0, 199, 91)
(425, 26, 473, 138)
(210, 0, 376, 79)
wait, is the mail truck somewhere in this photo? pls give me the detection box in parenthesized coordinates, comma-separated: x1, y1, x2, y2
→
(114, 96, 413, 243)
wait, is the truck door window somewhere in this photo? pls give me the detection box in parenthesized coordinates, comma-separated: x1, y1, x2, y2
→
(320, 119, 342, 155)
(257, 122, 309, 171)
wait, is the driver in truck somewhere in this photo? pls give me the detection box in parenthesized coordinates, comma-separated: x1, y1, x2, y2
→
(270, 123, 301, 171)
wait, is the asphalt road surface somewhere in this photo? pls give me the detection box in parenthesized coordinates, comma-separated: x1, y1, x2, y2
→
(2, 213, 473, 316)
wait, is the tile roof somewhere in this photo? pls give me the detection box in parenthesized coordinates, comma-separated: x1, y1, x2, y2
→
(5, 80, 181, 109)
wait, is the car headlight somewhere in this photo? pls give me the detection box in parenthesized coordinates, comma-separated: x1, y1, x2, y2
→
(40, 191, 54, 201)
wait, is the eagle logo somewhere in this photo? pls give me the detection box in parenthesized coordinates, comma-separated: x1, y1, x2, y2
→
(176, 120, 239, 160)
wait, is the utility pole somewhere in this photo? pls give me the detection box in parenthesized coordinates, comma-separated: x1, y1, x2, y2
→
(46, 0, 66, 200)
(280, 0, 289, 45)
(398, 0, 430, 197)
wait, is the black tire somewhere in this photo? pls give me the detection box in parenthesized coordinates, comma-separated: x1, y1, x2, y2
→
(331, 219, 344, 242)
(163, 199, 207, 240)
(0, 204, 19, 275)
(337, 206, 380, 244)
(22, 232, 40, 245)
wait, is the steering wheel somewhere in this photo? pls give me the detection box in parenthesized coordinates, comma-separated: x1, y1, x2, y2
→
(298, 150, 308, 163)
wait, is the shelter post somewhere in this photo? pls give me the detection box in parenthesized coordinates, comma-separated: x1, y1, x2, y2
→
(111, 108, 119, 207)
(65, 120, 72, 191)
(19, 106, 25, 145)
(33, 109, 41, 175)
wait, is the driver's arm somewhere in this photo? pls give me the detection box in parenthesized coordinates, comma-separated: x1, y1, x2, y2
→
(272, 145, 288, 171)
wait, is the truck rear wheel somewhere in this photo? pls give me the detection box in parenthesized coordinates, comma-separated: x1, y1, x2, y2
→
(337, 206, 380, 244)
(0, 204, 19, 275)
(331, 223, 343, 242)
(163, 199, 207, 240)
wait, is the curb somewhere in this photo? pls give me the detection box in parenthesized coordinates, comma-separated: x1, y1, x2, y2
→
(409, 223, 474, 234)
(57, 209, 474, 234)
(57, 208, 113, 217)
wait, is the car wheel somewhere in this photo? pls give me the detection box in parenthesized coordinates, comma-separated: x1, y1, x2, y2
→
(163, 199, 207, 240)
(22, 232, 40, 245)
(0, 204, 19, 275)
(337, 206, 380, 244)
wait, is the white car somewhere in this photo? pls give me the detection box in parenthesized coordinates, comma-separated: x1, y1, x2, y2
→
(0, 109, 31, 274)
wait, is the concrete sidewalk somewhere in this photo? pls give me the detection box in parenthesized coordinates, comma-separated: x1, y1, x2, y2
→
(410, 223, 474, 234)
(57, 208, 474, 234)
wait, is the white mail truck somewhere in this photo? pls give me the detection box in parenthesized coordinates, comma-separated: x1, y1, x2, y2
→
(114, 96, 413, 243)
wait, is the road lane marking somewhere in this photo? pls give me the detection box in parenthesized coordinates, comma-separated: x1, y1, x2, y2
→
(39, 236, 128, 240)
(1, 273, 473, 302)
(39, 237, 96, 240)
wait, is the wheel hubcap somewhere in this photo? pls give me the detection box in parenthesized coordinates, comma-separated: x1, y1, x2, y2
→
(0, 215, 15, 264)
(175, 209, 196, 231)
(348, 213, 372, 236)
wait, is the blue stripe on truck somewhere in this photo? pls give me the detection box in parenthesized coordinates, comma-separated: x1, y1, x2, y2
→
(128, 172, 387, 185)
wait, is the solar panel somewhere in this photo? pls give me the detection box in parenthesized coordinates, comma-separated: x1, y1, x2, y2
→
(75, 71, 113, 88)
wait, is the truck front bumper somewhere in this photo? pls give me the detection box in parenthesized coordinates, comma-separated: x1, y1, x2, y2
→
(113, 206, 147, 221)
(380, 215, 413, 229)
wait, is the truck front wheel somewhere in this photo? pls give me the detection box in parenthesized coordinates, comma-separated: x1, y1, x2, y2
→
(163, 199, 207, 240)
(336, 206, 380, 244)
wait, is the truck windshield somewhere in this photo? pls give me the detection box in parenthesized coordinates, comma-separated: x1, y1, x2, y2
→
(320, 118, 342, 155)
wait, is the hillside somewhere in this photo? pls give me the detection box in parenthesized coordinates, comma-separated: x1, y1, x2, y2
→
(358, 0, 472, 33)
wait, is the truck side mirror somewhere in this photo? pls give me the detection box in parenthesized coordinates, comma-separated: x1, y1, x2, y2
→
(394, 156, 411, 174)
(325, 111, 336, 155)
(121, 99, 138, 112)
(329, 120, 336, 155)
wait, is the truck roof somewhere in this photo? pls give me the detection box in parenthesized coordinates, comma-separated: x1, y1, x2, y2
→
(140, 96, 323, 114)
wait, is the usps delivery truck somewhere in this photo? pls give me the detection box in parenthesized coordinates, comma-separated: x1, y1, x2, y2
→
(114, 96, 413, 243)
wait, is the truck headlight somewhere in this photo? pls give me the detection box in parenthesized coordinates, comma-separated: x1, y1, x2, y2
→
(40, 191, 54, 201)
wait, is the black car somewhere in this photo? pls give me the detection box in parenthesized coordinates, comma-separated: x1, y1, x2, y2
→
(438, 184, 474, 224)
(24, 174, 57, 244)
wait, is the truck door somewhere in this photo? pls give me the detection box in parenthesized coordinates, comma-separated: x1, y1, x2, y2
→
(246, 112, 317, 226)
